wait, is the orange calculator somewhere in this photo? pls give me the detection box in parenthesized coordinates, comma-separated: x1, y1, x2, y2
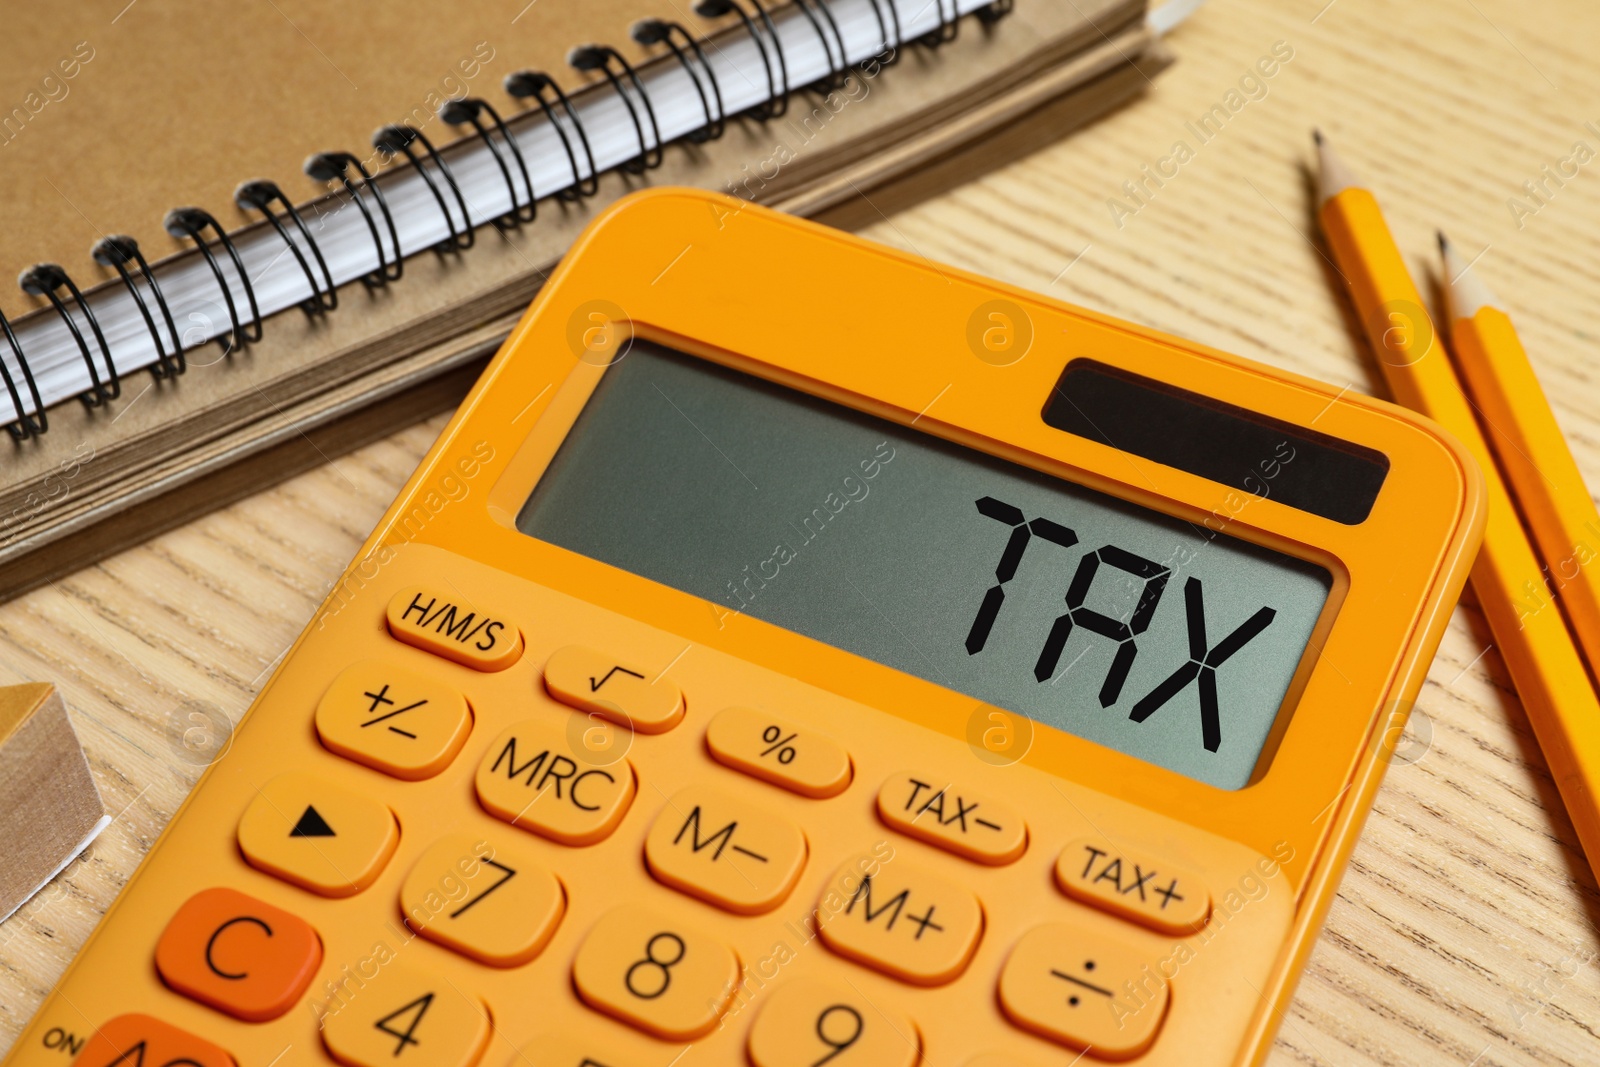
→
(4, 190, 1484, 1067)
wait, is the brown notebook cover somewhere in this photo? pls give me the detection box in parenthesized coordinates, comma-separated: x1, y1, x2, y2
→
(0, 0, 1165, 598)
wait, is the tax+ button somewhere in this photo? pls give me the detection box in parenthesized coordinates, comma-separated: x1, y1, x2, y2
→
(1054, 837, 1210, 935)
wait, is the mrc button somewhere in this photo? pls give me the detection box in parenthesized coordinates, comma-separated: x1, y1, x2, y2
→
(876, 772, 1027, 865)
(1054, 837, 1210, 936)
(386, 585, 523, 671)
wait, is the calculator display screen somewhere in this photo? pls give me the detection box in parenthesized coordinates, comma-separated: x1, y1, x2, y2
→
(517, 343, 1332, 789)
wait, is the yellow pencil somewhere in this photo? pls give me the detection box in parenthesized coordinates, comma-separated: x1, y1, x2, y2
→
(1314, 130, 1600, 871)
(1439, 234, 1600, 683)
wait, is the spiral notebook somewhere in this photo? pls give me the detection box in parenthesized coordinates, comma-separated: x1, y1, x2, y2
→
(0, 0, 1171, 599)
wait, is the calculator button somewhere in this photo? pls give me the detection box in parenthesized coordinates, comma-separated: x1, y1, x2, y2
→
(875, 771, 1027, 865)
(71, 1015, 234, 1067)
(154, 887, 322, 1022)
(1055, 837, 1211, 935)
(704, 706, 852, 798)
(962, 1056, 1046, 1067)
(237, 772, 399, 896)
(570, 905, 739, 1040)
(321, 965, 490, 1067)
(502, 1033, 642, 1067)
(386, 585, 523, 671)
(474, 718, 637, 845)
(315, 660, 472, 780)
(644, 784, 807, 914)
(815, 853, 984, 986)
(400, 832, 565, 967)
(746, 976, 919, 1067)
(998, 923, 1169, 1058)
(543, 645, 684, 733)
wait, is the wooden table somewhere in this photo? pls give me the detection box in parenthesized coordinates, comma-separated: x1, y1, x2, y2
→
(3, 1, 1598, 1063)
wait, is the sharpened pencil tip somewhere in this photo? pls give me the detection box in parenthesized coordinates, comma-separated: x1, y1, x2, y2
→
(1437, 230, 1449, 254)
(1313, 129, 1360, 205)
(1440, 235, 1500, 320)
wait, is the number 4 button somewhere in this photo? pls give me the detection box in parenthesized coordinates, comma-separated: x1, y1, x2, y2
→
(320, 966, 489, 1067)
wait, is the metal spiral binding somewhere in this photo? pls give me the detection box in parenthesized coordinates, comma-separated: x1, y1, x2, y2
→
(20, 264, 121, 408)
(164, 206, 264, 355)
(632, 19, 726, 142)
(0, 308, 46, 439)
(504, 71, 600, 200)
(236, 180, 339, 314)
(92, 236, 184, 380)
(920, 0, 960, 46)
(5, 1, 1017, 434)
(692, 1, 787, 119)
(304, 152, 404, 287)
(569, 45, 666, 174)
(795, 0, 850, 90)
(373, 124, 475, 253)
(440, 98, 538, 228)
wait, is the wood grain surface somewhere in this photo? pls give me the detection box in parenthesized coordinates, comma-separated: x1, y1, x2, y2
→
(3, 1, 1599, 1064)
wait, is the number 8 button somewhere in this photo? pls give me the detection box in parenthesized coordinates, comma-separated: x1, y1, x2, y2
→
(571, 905, 739, 1040)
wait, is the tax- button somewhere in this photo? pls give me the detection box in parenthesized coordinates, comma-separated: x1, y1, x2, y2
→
(315, 660, 472, 780)
(154, 887, 321, 1021)
(386, 585, 523, 671)
(815, 853, 983, 986)
(543, 645, 684, 733)
(237, 772, 399, 896)
(321, 965, 489, 1067)
(705, 706, 852, 798)
(72, 1015, 235, 1067)
(571, 905, 739, 1040)
(400, 832, 565, 967)
(747, 976, 919, 1067)
(1055, 837, 1210, 935)
(998, 923, 1169, 1059)
(876, 772, 1027, 865)
(644, 784, 807, 914)
(474, 717, 636, 845)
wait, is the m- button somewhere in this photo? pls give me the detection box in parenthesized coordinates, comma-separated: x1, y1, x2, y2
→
(1054, 837, 1210, 935)
(644, 784, 807, 914)
(876, 772, 1027, 865)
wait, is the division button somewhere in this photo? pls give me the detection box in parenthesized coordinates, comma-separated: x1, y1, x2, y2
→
(386, 586, 523, 672)
(237, 772, 399, 897)
(746, 976, 919, 1067)
(998, 923, 1169, 1059)
(815, 853, 984, 986)
(1054, 837, 1210, 935)
(315, 660, 472, 780)
(643, 784, 807, 914)
(704, 706, 852, 798)
(154, 887, 322, 1022)
(71, 1015, 235, 1067)
(399, 833, 565, 967)
(320, 965, 489, 1067)
(571, 905, 739, 1041)
(875, 771, 1027, 865)
(543, 646, 684, 733)
(474, 717, 637, 845)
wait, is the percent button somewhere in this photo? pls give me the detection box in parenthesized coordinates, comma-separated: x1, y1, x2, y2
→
(705, 707, 852, 798)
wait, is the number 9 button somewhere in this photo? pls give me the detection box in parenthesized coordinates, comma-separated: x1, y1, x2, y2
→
(746, 976, 919, 1067)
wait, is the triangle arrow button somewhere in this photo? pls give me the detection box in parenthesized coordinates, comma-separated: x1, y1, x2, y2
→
(290, 805, 336, 838)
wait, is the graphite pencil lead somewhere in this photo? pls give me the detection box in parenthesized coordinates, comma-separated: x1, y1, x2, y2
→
(1438, 232, 1499, 321)
(1313, 129, 1361, 206)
